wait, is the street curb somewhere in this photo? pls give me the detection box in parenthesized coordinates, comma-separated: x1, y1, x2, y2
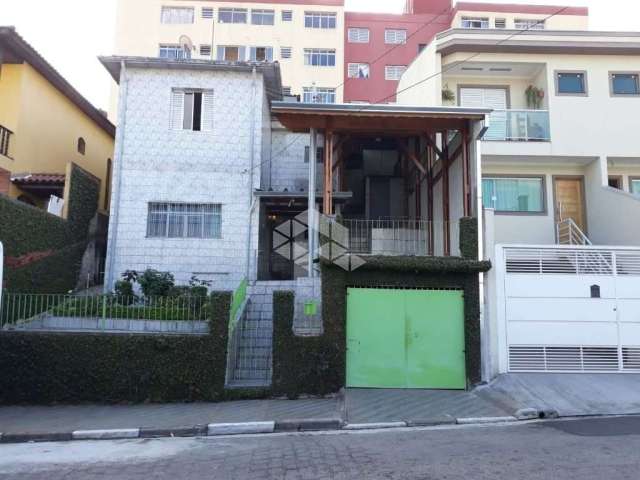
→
(140, 425, 207, 438)
(406, 415, 456, 427)
(515, 408, 540, 421)
(72, 429, 140, 440)
(275, 418, 343, 432)
(456, 416, 518, 425)
(207, 422, 275, 436)
(0, 432, 73, 443)
(343, 422, 407, 430)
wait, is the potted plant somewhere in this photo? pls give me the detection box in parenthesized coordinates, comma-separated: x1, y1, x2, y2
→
(442, 84, 455, 104)
(525, 85, 545, 109)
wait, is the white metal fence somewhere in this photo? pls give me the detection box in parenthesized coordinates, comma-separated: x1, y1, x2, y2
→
(0, 292, 210, 334)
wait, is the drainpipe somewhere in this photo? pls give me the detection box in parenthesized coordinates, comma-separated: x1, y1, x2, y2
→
(476, 115, 490, 382)
(245, 67, 258, 281)
(308, 128, 317, 277)
(104, 61, 129, 293)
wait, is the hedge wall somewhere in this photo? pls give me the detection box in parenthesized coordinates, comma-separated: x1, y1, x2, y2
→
(272, 291, 343, 398)
(1, 163, 99, 293)
(0, 292, 232, 405)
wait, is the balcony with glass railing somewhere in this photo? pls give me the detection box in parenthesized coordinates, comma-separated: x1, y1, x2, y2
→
(484, 109, 550, 142)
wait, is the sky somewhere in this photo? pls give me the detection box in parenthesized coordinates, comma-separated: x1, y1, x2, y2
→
(2, 0, 640, 111)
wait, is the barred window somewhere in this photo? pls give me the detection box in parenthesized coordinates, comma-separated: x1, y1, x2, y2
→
(385, 65, 407, 81)
(302, 87, 336, 104)
(304, 48, 336, 67)
(348, 28, 370, 43)
(384, 29, 407, 44)
(147, 203, 222, 239)
(304, 11, 336, 29)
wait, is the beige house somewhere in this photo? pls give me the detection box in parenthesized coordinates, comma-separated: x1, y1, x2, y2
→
(111, 0, 345, 116)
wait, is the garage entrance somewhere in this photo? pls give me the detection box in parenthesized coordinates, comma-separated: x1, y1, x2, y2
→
(346, 288, 466, 389)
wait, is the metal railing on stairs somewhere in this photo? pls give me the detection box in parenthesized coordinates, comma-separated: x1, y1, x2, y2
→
(555, 219, 612, 274)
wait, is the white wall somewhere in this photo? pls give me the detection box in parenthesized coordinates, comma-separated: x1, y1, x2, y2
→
(106, 67, 266, 290)
(396, 41, 441, 106)
(269, 125, 309, 191)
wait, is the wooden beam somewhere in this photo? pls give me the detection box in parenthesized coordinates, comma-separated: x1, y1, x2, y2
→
(427, 142, 434, 256)
(323, 129, 334, 215)
(431, 142, 464, 185)
(423, 134, 445, 161)
(462, 127, 471, 217)
(442, 131, 451, 256)
(397, 140, 426, 175)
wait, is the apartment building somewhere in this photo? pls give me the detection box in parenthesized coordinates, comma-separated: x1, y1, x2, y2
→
(111, 0, 345, 116)
(397, 24, 640, 380)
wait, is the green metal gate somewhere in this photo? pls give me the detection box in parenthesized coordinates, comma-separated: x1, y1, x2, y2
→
(346, 288, 466, 389)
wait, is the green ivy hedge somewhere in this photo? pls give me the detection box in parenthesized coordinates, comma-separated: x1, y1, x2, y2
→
(1, 164, 99, 293)
(0, 292, 232, 405)
(272, 291, 343, 399)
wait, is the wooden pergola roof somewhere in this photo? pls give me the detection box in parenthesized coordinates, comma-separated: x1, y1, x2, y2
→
(271, 102, 491, 135)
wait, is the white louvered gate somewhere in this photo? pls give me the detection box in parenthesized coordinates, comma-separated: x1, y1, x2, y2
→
(495, 245, 640, 373)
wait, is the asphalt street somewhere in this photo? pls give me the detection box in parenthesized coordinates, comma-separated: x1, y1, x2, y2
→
(1, 417, 640, 479)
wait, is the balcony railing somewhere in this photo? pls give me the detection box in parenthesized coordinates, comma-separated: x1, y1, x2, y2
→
(485, 109, 550, 142)
(0, 125, 12, 158)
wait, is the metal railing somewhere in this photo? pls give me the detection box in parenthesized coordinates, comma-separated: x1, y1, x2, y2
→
(0, 292, 210, 334)
(485, 109, 550, 142)
(556, 218, 592, 246)
(0, 125, 12, 158)
(337, 219, 455, 257)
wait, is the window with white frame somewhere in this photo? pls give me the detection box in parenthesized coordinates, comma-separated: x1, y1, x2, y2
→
(216, 45, 246, 61)
(159, 44, 191, 60)
(282, 10, 293, 21)
(482, 177, 544, 213)
(201, 7, 214, 19)
(199, 45, 212, 57)
(514, 18, 545, 30)
(348, 28, 370, 43)
(249, 46, 273, 62)
(305, 11, 337, 29)
(251, 9, 275, 25)
(304, 48, 336, 66)
(303, 87, 336, 104)
(170, 89, 214, 132)
(161, 6, 194, 24)
(461, 17, 489, 29)
(218, 8, 247, 23)
(385, 65, 406, 81)
(348, 63, 370, 79)
(147, 203, 222, 239)
(385, 29, 407, 44)
(280, 46, 292, 59)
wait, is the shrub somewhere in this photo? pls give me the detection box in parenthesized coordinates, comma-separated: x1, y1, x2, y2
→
(137, 270, 175, 297)
(114, 280, 135, 300)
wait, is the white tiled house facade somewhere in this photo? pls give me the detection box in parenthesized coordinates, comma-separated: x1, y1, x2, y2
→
(104, 62, 274, 290)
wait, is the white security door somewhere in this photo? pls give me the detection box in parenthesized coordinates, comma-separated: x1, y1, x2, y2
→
(460, 87, 507, 140)
(495, 246, 640, 373)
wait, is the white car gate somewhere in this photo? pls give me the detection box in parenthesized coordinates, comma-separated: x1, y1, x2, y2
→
(495, 245, 640, 373)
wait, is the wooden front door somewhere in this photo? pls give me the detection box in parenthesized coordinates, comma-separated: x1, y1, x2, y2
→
(554, 177, 587, 233)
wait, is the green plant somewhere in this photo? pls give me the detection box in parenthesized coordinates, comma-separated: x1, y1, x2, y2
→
(137, 270, 175, 297)
(442, 84, 455, 103)
(525, 85, 545, 109)
(114, 280, 135, 300)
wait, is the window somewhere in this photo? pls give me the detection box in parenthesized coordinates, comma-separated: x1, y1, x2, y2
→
(348, 28, 370, 43)
(147, 203, 222, 239)
(282, 86, 292, 96)
(303, 87, 336, 104)
(304, 146, 324, 163)
(348, 63, 370, 79)
(170, 89, 214, 132)
(251, 9, 274, 25)
(608, 176, 622, 190)
(385, 65, 407, 81)
(610, 73, 640, 96)
(514, 19, 545, 30)
(250, 46, 273, 62)
(495, 18, 506, 29)
(556, 71, 587, 96)
(461, 17, 489, 29)
(0, 126, 12, 158)
(631, 179, 640, 196)
(201, 7, 214, 19)
(385, 29, 407, 44)
(305, 12, 336, 29)
(77, 137, 86, 155)
(282, 10, 293, 22)
(304, 49, 336, 67)
(218, 8, 247, 24)
(280, 47, 292, 59)
(199, 45, 212, 57)
(159, 44, 191, 60)
(418, 43, 427, 53)
(216, 46, 246, 61)
(161, 6, 194, 24)
(482, 177, 545, 213)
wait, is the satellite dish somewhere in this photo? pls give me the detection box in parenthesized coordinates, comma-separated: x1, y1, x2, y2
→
(178, 35, 194, 59)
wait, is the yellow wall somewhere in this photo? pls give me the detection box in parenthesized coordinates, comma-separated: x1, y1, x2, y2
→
(0, 63, 114, 212)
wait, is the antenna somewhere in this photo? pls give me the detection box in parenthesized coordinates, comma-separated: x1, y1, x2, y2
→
(178, 35, 194, 60)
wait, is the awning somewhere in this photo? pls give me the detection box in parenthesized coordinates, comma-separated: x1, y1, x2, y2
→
(11, 173, 65, 197)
